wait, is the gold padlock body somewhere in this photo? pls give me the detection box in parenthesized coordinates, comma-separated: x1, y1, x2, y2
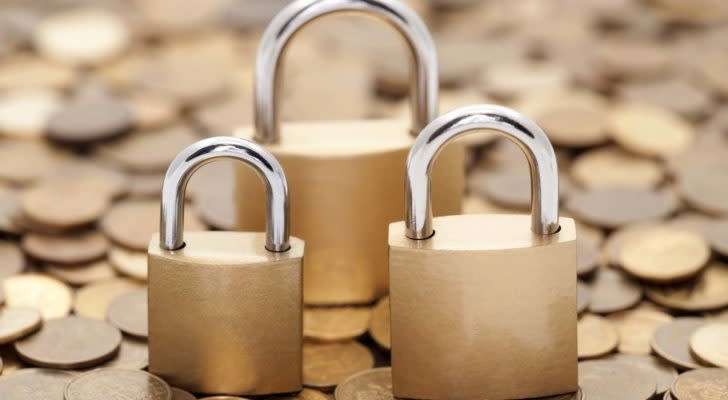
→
(388, 214, 578, 400)
(235, 119, 464, 305)
(148, 231, 304, 395)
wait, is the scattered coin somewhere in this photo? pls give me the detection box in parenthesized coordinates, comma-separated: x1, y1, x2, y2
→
(106, 288, 148, 338)
(618, 79, 712, 120)
(45, 260, 117, 286)
(334, 367, 393, 400)
(171, 387, 197, 400)
(73, 277, 143, 320)
(566, 188, 677, 229)
(108, 246, 148, 280)
(650, 317, 706, 370)
(571, 147, 663, 190)
(96, 337, 149, 370)
(303, 341, 375, 388)
(22, 230, 108, 265)
(578, 360, 656, 400)
(0, 368, 76, 400)
(607, 306, 673, 355)
(585, 268, 643, 314)
(15, 316, 121, 369)
(2, 274, 72, 319)
(369, 296, 391, 350)
(706, 219, 728, 257)
(304, 306, 371, 342)
(65, 369, 171, 400)
(688, 322, 728, 369)
(20, 180, 111, 231)
(610, 103, 693, 158)
(577, 282, 590, 314)
(678, 164, 728, 216)
(0, 240, 25, 280)
(608, 354, 677, 396)
(0, 88, 62, 138)
(0, 55, 75, 90)
(0, 307, 42, 345)
(577, 239, 600, 277)
(670, 368, 728, 400)
(577, 314, 618, 359)
(0, 140, 67, 185)
(125, 92, 180, 131)
(645, 262, 728, 312)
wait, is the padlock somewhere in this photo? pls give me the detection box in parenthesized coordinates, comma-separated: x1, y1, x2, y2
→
(389, 105, 578, 400)
(148, 137, 303, 395)
(236, 0, 464, 305)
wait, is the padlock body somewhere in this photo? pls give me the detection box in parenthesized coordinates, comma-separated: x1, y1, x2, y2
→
(148, 231, 304, 395)
(389, 214, 577, 400)
(236, 119, 464, 305)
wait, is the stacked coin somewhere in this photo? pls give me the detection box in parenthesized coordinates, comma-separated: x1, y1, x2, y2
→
(1, 0, 728, 399)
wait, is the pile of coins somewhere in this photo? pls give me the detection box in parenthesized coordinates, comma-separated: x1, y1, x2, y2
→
(1, 0, 728, 399)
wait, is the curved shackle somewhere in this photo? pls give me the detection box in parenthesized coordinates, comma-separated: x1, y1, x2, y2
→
(160, 137, 290, 252)
(254, 0, 438, 144)
(405, 104, 561, 240)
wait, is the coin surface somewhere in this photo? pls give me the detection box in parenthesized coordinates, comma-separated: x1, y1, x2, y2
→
(96, 337, 149, 370)
(73, 277, 143, 320)
(108, 246, 148, 280)
(0, 88, 62, 139)
(577, 314, 618, 359)
(585, 268, 643, 314)
(571, 147, 663, 190)
(609, 354, 677, 395)
(0, 368, 75, 400)
(106, 288, 148, 338)
(303, 341, 375, 388)
(369, 295, 391, 350)
(578, 360, 657, 400)
(607, 305, 673, 355)
(2, 274, 72, 319)
(577, 282, 590, 314)
(610, 103, 693, 158)
(15, 316, 121, 369)
(671, 368, 728, 400)
(567, 188, 677, 229)
(0, 240, 25, 280)
(577, 239, 600, 277)
(44, 260, 117, 286)
(21, 230, 108, 265)
(0, 140, 67, 186)
(65, 369, 171, 400)
(650, 317, 706, 370)
(171, 387, 197, 400)
(706, 219, 728, 257)
(645, 262, 728, 312)
(20, 180, 111, 230)
(335, 367, 393, 400)
(688, 322, 728, 369)
(0, 307, 42, 345)
(678, 164, 728, 216)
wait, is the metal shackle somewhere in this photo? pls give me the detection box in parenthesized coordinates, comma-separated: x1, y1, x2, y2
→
(254, 0, 438, 144)
(405, 104, 561, 240)
(160, 136, 290, 252)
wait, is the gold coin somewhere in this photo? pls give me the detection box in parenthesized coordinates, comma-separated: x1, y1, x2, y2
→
(15, 316, 121, 369)
(369, 296, 391, 350)
(571, 147, 663, 190)
(44, 260, 117, 286)
(171, 387, 197, 400)
(73, 277, 143, 320)
(0, 240, 25, 280)
(578, 360, 656, 400)
(577, 314, 618, 359)
(650, 317, 705, 370)
(2, 273, 72, 319)
(610, 103, 693, 158)
(0, 88, 62, 139)
(95, 337, 148, 371)
(0, 368, 75, 400)
(65, 369, 171, 400)
(20, 180, 111, 230)
(303, 341, 375, 388)
(607, 306, 673, 355)
(334, 367, 393, 400)
(585, 268, 643, 314)
(604, 222, 661, 266)
(619, 228, 710, 283)
(106, 288, 148, 338)
(609, 354, 677, 396)
(21, 230, 109, 265)
(688, 322, 728, 368)
(645, 262, 728, 312)
(671, 368, 728, 400)
(0, 307, 42, 345)
(108, 246, 148, 280)
(304, 306, 371, 342)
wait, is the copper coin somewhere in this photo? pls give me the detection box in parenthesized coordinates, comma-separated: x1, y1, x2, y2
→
(15, 316, 121, 369)
(0, 307, 42, 345)
(108, 246, 148, 280)
(578, 360, 656, 400)
(567, 188, 677, 229)
(607, 305, 673, 355)
(609, 354, 678, 395)
(45, 260, 117, 286)
(650, 317, 706, 370)
(604, 222, 661, 266)
(585, 268, 643, 314)
(22, 230, 108, 265)
(577, 282, 590, 314)
(0, 240, 25, 280)
(106, 288, 147, 338)
(303, 341, 375, 388)
(677, 164, 728, 216)
(65, 369, 171, 400)
(96, 337, 148, 370)
(73, 277, 143, 320)
(577, 239, 600, 277)
(577, 314, 618, 359)
(671, 368, 728, 400)
(172, 387, 197, 400)
(706, 219, 728, 257)
(645, 262, 728, 312)
(20, 180, 111, 230)
(0, 368, 75, 400)
(619, 228, 710, 283)
(571, 147, 663, 190)
(689, 322, 728, 369)
(369, 296, 391, 350)
(304, 306, 371, 342)
(101, 199, 205, 251)
(0, 88, 62, 139)
(334, 367, 393, 400)
(0, 140, 67, 185)
(2, 273, 72, 319)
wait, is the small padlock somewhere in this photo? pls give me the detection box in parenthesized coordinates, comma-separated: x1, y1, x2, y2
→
(389, 105, 578, 400)
(236, 0, 464, 305)
(148, 137, 303, 395)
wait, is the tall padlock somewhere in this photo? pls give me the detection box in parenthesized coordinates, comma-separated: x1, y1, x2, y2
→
(236, 0, 464, 305)
(148, 137, 303, 395)
(389, 105, 578, 400)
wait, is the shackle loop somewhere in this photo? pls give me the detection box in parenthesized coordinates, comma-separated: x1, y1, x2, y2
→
(405, 104, 561, 240)
(254, 0, 438, 144)
(160, 137, 290, 252)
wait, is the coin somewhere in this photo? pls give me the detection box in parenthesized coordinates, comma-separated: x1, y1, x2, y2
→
(334, 367, 393, 400)
(15, 316, 121, 369)
(73, 277, 143, 320)
(124, 92, 180, 131)
(198, 397, 249, 400)
(578, 360, 656, 400)
(20, 180, 111, 231)
(39, 161, 129, 200)
(650, 317, 706, 370)
(688, 322, 728, 369)
(0, 88, 61, 138)
(0, 191, 24, 235)
(303, 341, 375, 388)
(608, 354, 677, 395)
(577, 239, 600, 277)
(369, 296, 390, 350)
(645, 262, 728, 312)
(677, 164, 728, 216)
(619, 228, 710, 283)
(571, 147, 663, 190)
(21, 230, 108, 265)
(0, 140, 67, 185)
(96, 337, 148, 370)
(577, 314, 618, 359)
(577, 282, 589, 314)
(470, 167, 572, 210)
(304, 306, 371, 342)
(566, 188, 677, 229)
(2, 274, 72, 319)
(65, 369, 171, 400)
(0, 240, 25, 280)
(607, 305, 673, 355)
(671, 368, 728, 400)
(610, 103, 692, 158)
(44, 260, 117, 286)
(106, 288, 148, 338)
(0, 307, 42, 345)
(171, 387, 197, 400)
(603, 222, 661, 266)
(0, 368, 75, 400)
(108, 246, 148, 280)
(585, 268, 643, 314)
(0, 55, 75, 91)
(618, 78, 712, 120)
(706, 219, 728, 257)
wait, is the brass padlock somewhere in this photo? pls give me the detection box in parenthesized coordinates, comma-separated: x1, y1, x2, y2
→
(236, 0, 464, 305)
(389, 105, 578, 400)
(148, 137, 303, 395)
